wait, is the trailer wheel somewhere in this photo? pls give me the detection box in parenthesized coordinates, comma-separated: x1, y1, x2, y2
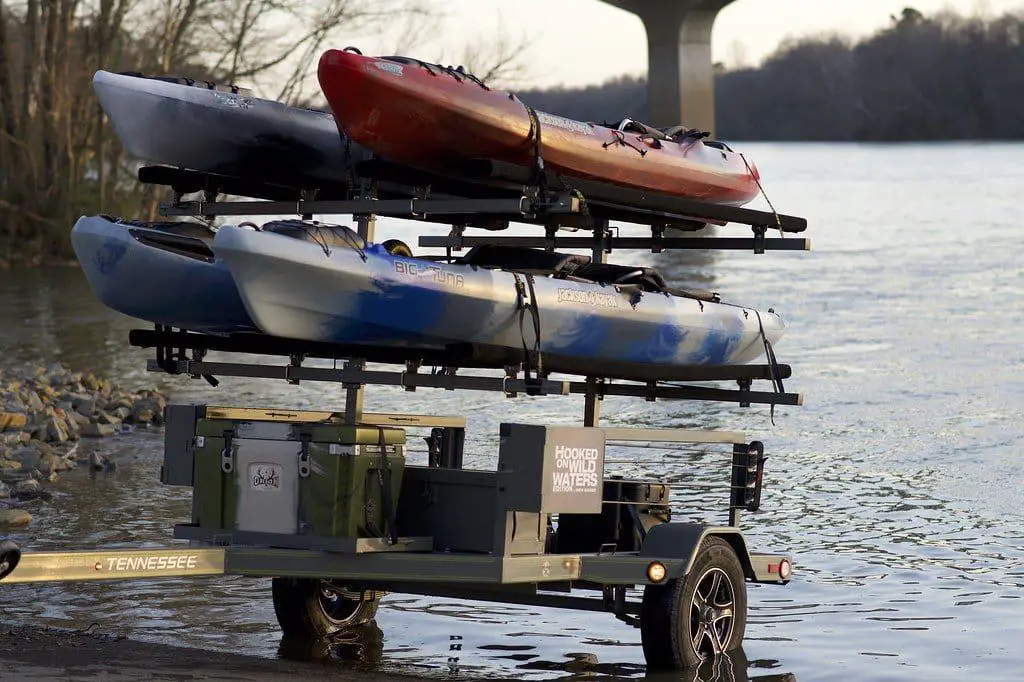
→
(272, 578, 381, 637)
(640, 537, 747, 669)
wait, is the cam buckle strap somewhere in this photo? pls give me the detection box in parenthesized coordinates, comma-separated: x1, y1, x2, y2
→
(220, 430, 234, 474)
(376, 426, 398, 545)
(298, 434, 311, 478)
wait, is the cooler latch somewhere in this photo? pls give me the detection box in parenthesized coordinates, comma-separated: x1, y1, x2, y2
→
(220, 430, 234, 474)
(298, 434, 312, 478)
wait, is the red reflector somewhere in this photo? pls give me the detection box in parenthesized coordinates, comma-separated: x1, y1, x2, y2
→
(768, 563, 779, 574)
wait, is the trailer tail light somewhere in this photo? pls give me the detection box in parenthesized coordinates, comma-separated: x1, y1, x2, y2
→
(731, 441, 766, 512)
(779, 559, 792, 580)
(646, 561, 667, 583)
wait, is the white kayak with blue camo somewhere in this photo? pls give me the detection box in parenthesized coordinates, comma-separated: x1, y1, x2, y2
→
(213, 221, 785, 372)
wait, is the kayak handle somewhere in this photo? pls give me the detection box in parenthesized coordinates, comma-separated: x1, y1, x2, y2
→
(613, 270, 645, 285)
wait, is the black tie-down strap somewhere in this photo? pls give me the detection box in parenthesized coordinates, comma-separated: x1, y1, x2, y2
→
(366, 427, 399, 545)
(755, 310, 785, 425)
(526, 104, 546, 191)
(511, 94, 546, 193)
(513, 272, 543, 394)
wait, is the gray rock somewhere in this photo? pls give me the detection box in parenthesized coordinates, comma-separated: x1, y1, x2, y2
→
(25, 392, 44, 412)
(0, 481, 9, 499)
(37, 452, 70, 474)
(109, 396, 133, 411)
(64, 415, 80, 439)
(80, 423, 117, 438)
(74, 398, 96, 417)
(87, 451, 117, 472)
(96, 411, 122, 426)
(14, 478, 39, 494)
(2, 394, 27, 413)
(130, 407, 155, 423)
(113, 406, 131, 420)
(0, 508, 31, 527)
(45, 416, 70, 443)
(69, 411, 90, 428)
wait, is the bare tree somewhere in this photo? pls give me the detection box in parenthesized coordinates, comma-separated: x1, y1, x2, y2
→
(454, 26, 534, 87)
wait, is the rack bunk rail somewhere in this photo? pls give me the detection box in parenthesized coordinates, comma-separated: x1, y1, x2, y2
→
(144, 163, 808, 254)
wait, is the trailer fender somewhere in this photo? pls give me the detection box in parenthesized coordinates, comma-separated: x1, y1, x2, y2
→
(638, 524, 754, 580)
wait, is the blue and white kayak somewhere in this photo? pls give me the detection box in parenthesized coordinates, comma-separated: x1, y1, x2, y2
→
(71, 215, 256, 333)
(214, 223, 785, 369)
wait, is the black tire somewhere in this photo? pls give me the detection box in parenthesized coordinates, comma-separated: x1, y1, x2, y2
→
(272, 578, 382, 637)
(640, 537, 747, 669)
(0, 540, 21, 580)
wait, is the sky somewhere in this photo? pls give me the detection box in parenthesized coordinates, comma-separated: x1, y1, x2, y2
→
(351, 0, 1023, 88)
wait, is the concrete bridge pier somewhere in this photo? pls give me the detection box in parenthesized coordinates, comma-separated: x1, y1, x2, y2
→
(598, 0, 736, 136)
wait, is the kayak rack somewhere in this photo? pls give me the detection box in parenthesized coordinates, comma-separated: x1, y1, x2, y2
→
(131, 327, 801, 407)
(0, 87, 805, 674)
(145, 164, 808, 254)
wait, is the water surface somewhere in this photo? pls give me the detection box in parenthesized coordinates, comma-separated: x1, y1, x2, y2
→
(1, 143, 1022, 681)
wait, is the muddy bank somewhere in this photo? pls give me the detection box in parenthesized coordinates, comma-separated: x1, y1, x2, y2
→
(0, 624, 421, 681)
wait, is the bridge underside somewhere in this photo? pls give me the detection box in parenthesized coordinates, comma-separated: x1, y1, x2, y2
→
(598, 0, 735, 136)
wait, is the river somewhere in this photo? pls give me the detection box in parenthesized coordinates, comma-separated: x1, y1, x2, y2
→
(1, 142, 1022, 681)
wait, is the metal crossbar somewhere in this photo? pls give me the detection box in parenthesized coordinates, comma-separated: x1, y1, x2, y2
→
(146, 358, 801, 406)
(419, 235, 810, 252)
(159, 195, 581, 219)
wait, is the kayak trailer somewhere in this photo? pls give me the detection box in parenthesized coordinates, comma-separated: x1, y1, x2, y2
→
(1, 168, 805, 671)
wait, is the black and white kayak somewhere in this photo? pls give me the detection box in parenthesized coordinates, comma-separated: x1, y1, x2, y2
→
(213, 222, 786, 373)
(93, 70, 368, 190)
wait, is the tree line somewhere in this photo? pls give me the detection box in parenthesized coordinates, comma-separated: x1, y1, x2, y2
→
(520, 7, 1024, 141)
(0, 0, 519, 265)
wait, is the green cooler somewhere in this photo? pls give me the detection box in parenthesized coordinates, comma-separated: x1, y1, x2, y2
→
(192, 413, 405, 540)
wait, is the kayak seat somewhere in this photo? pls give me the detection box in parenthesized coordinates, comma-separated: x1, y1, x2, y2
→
(607, 119, 669, 141)
(458, 245, 591, 277)
(261, 220, 367, 250)
(573, 262, 668, 293)
(116, 219, 216, 262)
(572, 262, 721, 301)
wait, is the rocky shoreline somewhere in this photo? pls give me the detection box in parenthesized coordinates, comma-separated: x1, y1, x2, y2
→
(1, 363, 166, 527)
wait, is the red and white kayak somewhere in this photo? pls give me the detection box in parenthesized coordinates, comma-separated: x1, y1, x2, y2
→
(317, 49, 761, 207)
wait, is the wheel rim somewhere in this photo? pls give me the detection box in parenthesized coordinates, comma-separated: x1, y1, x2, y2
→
(318, 582, 362, 626)
(687, 567, 735, 659)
